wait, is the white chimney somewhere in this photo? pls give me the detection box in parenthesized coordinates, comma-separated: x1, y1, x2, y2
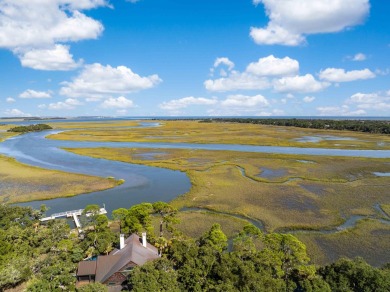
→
(142, 232, 147, 248)
(120, 234, 125, 249)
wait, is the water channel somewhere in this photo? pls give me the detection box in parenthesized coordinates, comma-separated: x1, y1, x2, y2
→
(1, 124, 390, 224)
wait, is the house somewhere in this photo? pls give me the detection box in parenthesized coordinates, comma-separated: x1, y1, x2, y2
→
(77, 233, 159, 290)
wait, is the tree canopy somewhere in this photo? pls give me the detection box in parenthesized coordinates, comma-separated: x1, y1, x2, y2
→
(7, 124, 53, 133)
(0, 203, 388, 291)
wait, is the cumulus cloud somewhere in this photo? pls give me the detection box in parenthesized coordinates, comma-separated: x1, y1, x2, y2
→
(4, 108, 30, 116)
(0, 0, 106, 70)
(6, 97, 15, 103)
(221, 94, 269, 107)
(205, 56, 326, 94)
(251, 0, 370, 46)
(60, 63, 162, 98)
(303, 96, 315, 103)
(206, 55, 301, 92)
(273, 74, 329, 93)
(19, 89, 52, 99)
(347, 91, 390, 111)
(205, 72, 270, 92)
(160, 97, 218, 111)
(246, 55, 299, 76)
(101, 96, 135, 109)
(319, 68, 375, 82)
(46, 98, 83, 110)
(17, 45, 82, 71)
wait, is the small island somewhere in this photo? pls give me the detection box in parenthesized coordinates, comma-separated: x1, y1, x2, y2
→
(7, 123, 53, 133)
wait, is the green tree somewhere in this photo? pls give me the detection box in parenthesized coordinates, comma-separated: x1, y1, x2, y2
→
(112, 208, 128, 233)
(129, 258, 180, 292)
(152, 202, 179, 237)
(319, 257, 390, 292)
(199, 223, 228, 253)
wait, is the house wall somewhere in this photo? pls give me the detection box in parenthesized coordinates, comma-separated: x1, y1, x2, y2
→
(103, 272, 127, 285)
(120, 261, 138, 271)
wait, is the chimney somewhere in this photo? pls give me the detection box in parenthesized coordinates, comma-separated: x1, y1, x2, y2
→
(120, 234, 125, 249)
(142, 232, 147, 248)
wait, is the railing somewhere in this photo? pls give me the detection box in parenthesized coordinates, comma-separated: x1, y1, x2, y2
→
(40, 208, 107, 222)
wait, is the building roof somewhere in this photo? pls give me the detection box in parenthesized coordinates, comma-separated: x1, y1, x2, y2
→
(77, 261, 97, 276)
(77, 233, 159, 284)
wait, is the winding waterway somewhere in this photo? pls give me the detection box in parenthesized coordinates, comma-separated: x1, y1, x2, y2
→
(1, 125, 390, 219)
(0, 130, 191, 215)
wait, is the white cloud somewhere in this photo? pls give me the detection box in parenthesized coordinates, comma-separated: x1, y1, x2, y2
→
(213, 57, 235, 71)
(251, 0, 370, 46)
(347, 91, 390, 111)
(319, 68, 375, 82)
(206, 55, 308, 92)
(6, 97, 15, 103)
(17, 45, 82, 71)
(4, 108, 30, 116)
(160, 96, 217, 111)
(204, 72, 270, 92)
(250, 24, 304, 46)
(273, 74, 329, 93)
(100, 96, 135, 109)
(19, 89, 52, 99)
(303, 96, 315, 103)
(246, 55, 299, 76)
(221, 94, 269, 107)
(0, 0, 106, 70)
(60, 63, 162, 98)
(42, 98, 83, 110)
(316, 105, 366, 116)
(64, 98, 83, 106)
(352, 53, 367, 61)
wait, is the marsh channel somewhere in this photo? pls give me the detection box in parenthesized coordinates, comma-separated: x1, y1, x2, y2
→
(1, 122, 390, 233)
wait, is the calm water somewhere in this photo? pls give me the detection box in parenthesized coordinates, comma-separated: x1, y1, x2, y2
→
(0, 131, 190, 215)
(1, 126, 390, 215)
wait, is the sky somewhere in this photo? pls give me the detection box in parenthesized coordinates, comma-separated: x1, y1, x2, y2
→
(0, 0, 389, 117)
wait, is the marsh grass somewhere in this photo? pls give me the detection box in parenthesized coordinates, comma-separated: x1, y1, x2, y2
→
(150, 210, 249, 240)
(381, 204, 390, 217)
(50, 120, 390, 150)
(0, 155, 119, 203)
(65, 147, 390, 232)
(52, 120, 139, 129)
(0, 125, 18, 142)
(296, 219, 390, 267)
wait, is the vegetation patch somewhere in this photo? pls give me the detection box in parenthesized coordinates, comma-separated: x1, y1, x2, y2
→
(49, 120, 390, 150)
(296, 219, 390, 267)
(7, 124, 52, 133)
(65, 146, 390, 266)
(173, 210, 249, 239)
(206, 118, 390, 135)
(0, 155, 120, 203)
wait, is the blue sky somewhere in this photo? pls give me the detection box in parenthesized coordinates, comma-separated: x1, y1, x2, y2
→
(1, 0, 389, 117)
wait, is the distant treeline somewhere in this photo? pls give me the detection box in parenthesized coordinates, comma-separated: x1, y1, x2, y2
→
(7, 124, 52, 133)
(201, 118, 390, 134)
